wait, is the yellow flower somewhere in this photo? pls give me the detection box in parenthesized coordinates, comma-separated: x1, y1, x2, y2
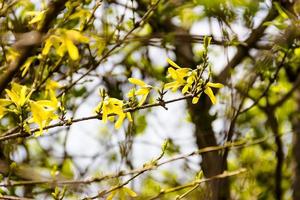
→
(106, 187, 137, 200)
(127, 78, 152, 106)
(192, 82, 224, 104)
(164, 58, 223, 105)
(0, 99, 12, 118)
(45, 79, 61, 91)
(6, 48, 20, 63)
(42, 29, 89, 60)
(27, 10, 46, 26)
(29, 100, 58, 136)
(5, 83, 32, 108)
(96, 97, 132, 129)
(164, 58, 191, 92)
(21, 56, 37, 77)
(182, 71, 197, 94)
(45, 79, 61, 108)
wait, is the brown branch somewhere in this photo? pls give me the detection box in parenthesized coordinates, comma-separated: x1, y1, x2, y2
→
(0, 94, 193, 142)
(217, 3, 279, 84)
(0, 195, 33, 200)
(265, 106, 283, 200)
(0, 0, 68, 94)
(149, 168, 247, 200)
(240, 51, 288, 114)
(59, 0, 162, 97)
(271, 73, 300, 108)
(0, 135, 267, 188)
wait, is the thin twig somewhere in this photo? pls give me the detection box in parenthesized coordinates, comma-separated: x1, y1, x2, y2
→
(149, 168, 247, 200)
(0, 94, 193, 142)
(0, 135, 267, 188)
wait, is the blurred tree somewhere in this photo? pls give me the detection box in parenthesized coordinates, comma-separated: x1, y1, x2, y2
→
(0, 0, 300, 199)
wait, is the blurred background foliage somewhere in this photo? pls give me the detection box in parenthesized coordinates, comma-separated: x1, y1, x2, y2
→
(1, 0, 300, 199)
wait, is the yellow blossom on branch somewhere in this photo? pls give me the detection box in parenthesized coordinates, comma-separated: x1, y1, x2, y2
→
(42, 29, 89, 60)
(127, 78, 152, 106)
(106, 186, 137, 200)
(96, 97, 132, 129)
(0, 81, 61, 135)
(164, 58, 191, 92)
(192, 82, 224, 104)
(0, 99, 12, 118)
(4, 83, 32, 109)
(29, 100, 59, 136)
(164, 58, 223, 105)
(45, 79, 61, 108)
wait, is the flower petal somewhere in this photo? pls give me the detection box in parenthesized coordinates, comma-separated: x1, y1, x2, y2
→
(42, 38, 53, 56)
(138, 93, 149, 106)
(115, 113, 125, 129)
(127, 112, 133, 122)
(127, 88, 135, 98)
(164, 81, 177, 90)
(65, 38, 79, 60)
(206, 82, 224, 88)
(204, 87, 216, 104)
(167, 58, 181, 69)
(182, 85, 190, 94)
(168, 67, 178, 79)
(128, 78, 147, 87)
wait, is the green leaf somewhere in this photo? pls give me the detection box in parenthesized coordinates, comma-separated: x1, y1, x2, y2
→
(204, 36, 212, 50)
(62, 158, 74, 178)
(136, 115, 147, 134)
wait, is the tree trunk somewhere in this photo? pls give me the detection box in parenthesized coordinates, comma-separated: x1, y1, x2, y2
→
(174, 28, 229, 200)
(291, 90, 300, 200)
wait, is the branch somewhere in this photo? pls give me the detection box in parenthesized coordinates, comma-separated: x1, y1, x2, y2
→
(271, 73, 300, 108)
(149, 168, 247, 200)
(217, 3, 279, 84)
(0, 195, 33, 200)
(0, 94, 193, 142)
(239, 50, 288, 114)
(0, 135, 267, 188)
(0, 0, 68, 94)
(59, 0, 162, 97)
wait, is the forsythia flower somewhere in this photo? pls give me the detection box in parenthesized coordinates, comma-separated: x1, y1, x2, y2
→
(29, 79, 61, 136)
(164, 58, 223, 105)
(27, 10, 46, 26)
(42, 29, 89, 60)
(0, 99, 12, 118)
(0, 81, 60, 136)
(6, 48, 20, 63)
(164, 58, 191, 92)
(29, 100, 58, 136)
(45, 79, 61, 108)
(0, 83, 32, 118)
(192, 82, 224, 104)
(106, 187, 137, 200)
(127, 78, 152, 106)
(96, 97, 132, 129)
(4, 83, 32, 109)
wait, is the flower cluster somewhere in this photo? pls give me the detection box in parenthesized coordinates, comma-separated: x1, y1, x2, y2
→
(127, 78, 152, 106)
(42, 29, 89, 60)
(95, 57, 223, 129)
(164, 58, 223, 104)
(1, 37, 223, 133)
(0, 58, 223, 134)
(0, 80, 61, 136)
(95, 96, 132, 129)
(94, 77, 153, 129)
